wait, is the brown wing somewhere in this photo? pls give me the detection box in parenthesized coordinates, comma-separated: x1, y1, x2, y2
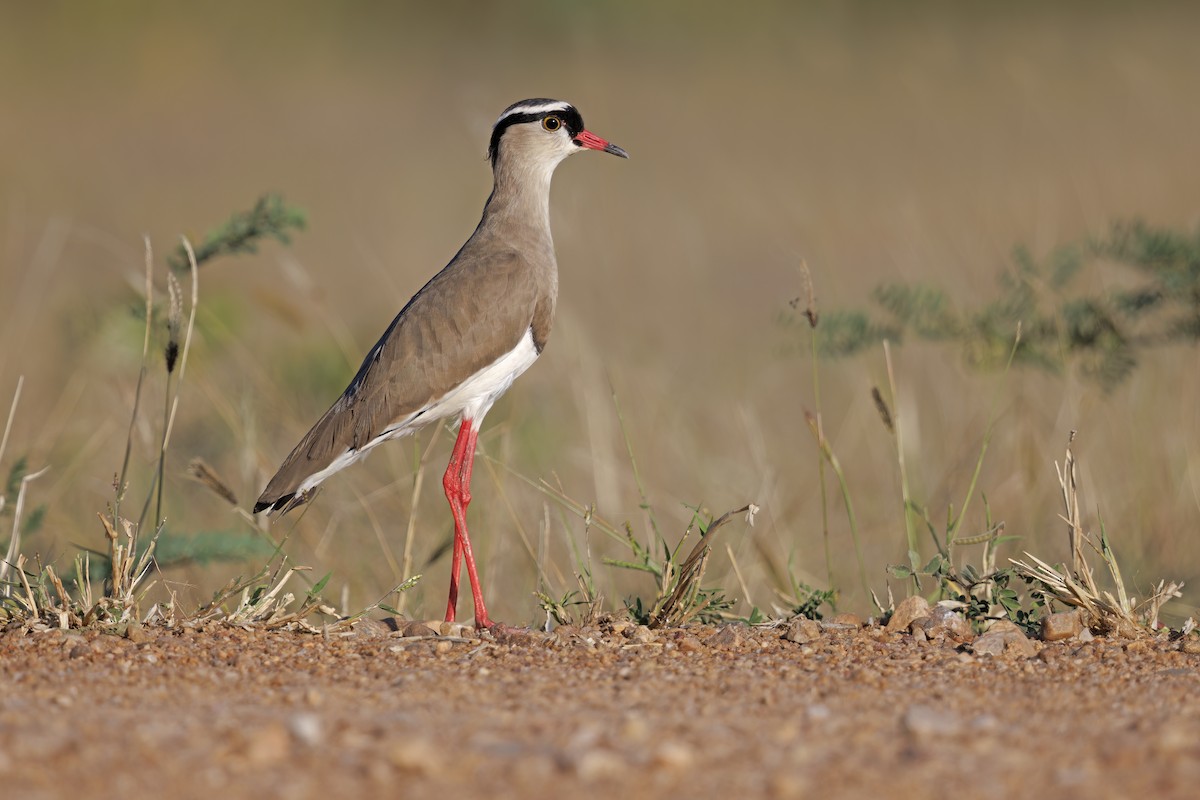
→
(254, 248, 541, 513)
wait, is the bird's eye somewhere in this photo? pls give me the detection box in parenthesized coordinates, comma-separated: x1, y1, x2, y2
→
(542, 116, 562, 132)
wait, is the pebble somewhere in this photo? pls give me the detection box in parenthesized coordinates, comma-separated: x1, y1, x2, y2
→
(607, 620, 634, 637)
(624, 625, 657, 644)
(830, 612, 863, 627)
(767, 772, 808, 799)
(1042, 611, 1084, 642)
(707, 624, 745, 649)
(651, 742, 695, 771)
(923, 604, 975, 642)
(618, 714, 650, 743)
(389, 737, 440, 775)
(574, 748, 624, 782)
(244, 722, 291, 766)
(349, 618, 391, 638)
(288, 713, 323, 747)
(402, 621, 437, 638)
(1179, 637, 1200, 655)
(885, 595, 930, 633)
(971, 627, 1036, 659)
(124, 622, 149, 644)
(901, 704, 961, 739)
(782, 618, 822, 644)
(439, 621, 474, 638)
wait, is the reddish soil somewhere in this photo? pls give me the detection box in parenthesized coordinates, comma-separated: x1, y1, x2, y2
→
(2, 617, 1199, 800)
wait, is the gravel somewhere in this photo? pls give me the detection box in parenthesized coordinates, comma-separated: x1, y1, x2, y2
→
(1, 621, 1199, 799)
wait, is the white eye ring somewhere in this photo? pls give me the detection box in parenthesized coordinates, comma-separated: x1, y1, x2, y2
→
(542, 116, 562, 132)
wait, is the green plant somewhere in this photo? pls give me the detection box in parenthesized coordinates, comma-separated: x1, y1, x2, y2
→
(606, 503, 756, 628)
(781, 572, 837, 621)
(167, 193, 306, 273)
(795, 219, 1200, 391)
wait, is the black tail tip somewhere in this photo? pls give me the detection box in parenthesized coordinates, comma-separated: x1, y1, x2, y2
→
(254, 489, 312, 516)
(253, 494, 291, 515)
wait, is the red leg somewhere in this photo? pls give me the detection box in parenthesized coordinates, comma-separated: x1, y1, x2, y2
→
(442, 421, 474, 622)
(454, 426, 494, 629)
(442, 420, 493, 628)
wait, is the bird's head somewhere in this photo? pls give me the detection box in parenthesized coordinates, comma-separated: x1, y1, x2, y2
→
(487, 99, 628, 176)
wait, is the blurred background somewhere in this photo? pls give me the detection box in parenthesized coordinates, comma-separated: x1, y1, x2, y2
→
(2, 1, 1198, 622)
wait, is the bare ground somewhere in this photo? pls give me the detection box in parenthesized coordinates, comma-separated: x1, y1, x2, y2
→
(2, 617, 1199, 800)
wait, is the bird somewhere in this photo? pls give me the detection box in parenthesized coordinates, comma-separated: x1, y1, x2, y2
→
(254, 98, 627, 630)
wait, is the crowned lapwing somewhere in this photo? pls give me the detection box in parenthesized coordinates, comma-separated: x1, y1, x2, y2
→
(254, 99, 627, 629)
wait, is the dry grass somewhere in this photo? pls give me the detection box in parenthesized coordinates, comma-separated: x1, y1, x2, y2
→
(1012, 432, 1185, 635)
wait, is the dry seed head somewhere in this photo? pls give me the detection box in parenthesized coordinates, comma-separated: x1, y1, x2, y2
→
(187, 458, 239, 506)
(165, 271, 182, 373)
(797, 258, 818, 328)
(871, 387, 894, 433)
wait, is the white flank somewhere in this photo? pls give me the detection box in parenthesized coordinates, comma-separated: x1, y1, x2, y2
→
(294, 329, 542, 495)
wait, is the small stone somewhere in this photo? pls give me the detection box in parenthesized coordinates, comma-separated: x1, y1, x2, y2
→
(245, 722, 291, 766)
(677, 635, 703, 653)
(901, 705, 961, 739)
(651, 742, 694, 771)
(350, 618, 391, 638)
(575, 749, 624, 781)
(925, 604, 975, 642)
(768, 772, 808, 799)
(288, 713, 323, 747)
(782, 618, 822, 644)
(124, 622, 148, 644)
(830, 612, 863, 628)
(1037, 647, 1061, 664)
(1077, 628, 1094, 644)
(624, 625, 657, 644)
(553, 624, 580, 641)
(619, 714, 650, 743)
(1154, 719, 1196, 754)
(971, 627, 1036, 659)
(707, 624, 745, 649)
(1179, 636, 1200, 655)
(886, 595, 931, 633)
(491, 625, 534, 645)
(1041, 611, 1083, 642)
(69, 643, 91, 659)
(910, 626, 927, 643)
(607, 620, 634, 637)
(402, 621, 437, 638)
(389, 737, 440, 775)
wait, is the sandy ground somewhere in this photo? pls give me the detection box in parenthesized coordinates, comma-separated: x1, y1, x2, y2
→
(2, 616, 1199, 800)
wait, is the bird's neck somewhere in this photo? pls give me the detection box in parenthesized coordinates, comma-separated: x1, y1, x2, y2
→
(481, 159, 558, 244)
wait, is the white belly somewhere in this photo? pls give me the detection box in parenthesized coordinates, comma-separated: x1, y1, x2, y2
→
(294, 329, 541, 495)
(420, 327, 541, 431)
